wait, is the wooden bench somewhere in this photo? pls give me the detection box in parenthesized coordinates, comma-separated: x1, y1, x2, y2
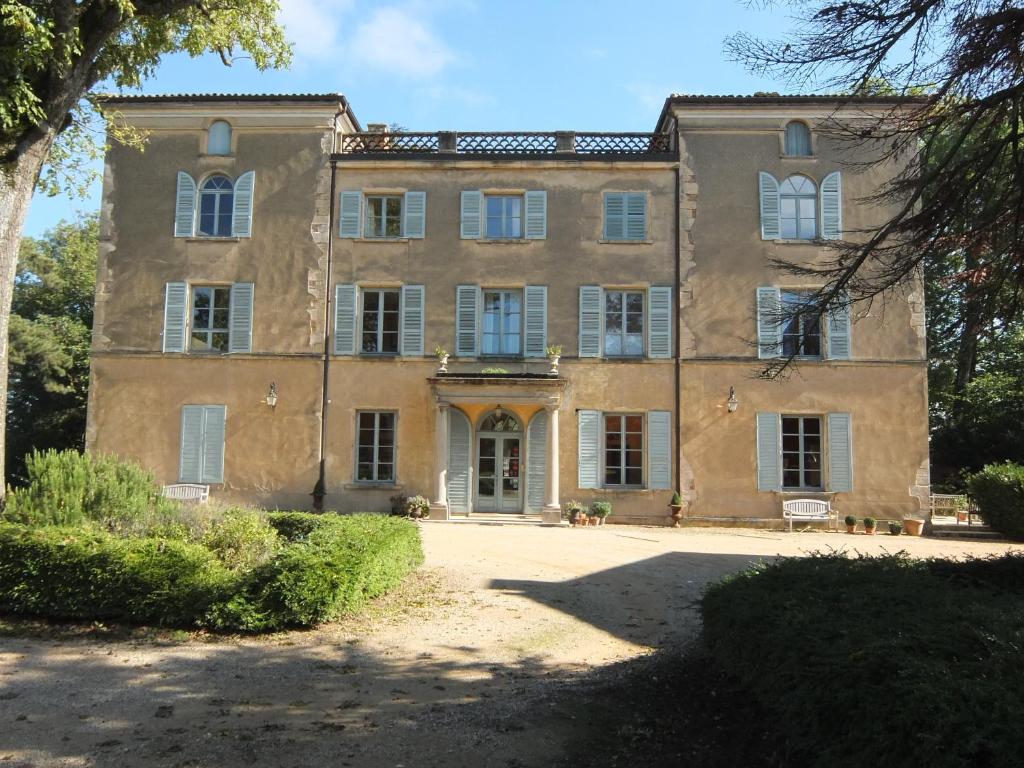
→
(161, 484, 210, 503)
(782, 498, 834, 532)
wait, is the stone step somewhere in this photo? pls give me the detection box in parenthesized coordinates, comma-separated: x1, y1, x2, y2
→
(929, 524, 1003, 540)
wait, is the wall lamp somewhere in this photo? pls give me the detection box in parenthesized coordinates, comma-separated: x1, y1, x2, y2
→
(265, 382, 279, 409)
(727, 386, 739, 413)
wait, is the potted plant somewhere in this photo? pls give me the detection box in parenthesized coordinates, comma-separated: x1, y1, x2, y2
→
(404, 495, 430, 519)
(904, 517, 925, 537)
(562, 500, 587, 527)
(546, 344, 562, 375)
(888, 520, 903, 536)
(434, 345, 449, 374)
(844, 514, 857, 534)
(590, 501, 611, 526)
(863, 516, 877, 535)
(668, 492, 685, 527)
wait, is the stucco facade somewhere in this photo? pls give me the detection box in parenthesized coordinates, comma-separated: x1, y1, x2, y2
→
(87, 92, 929, 526)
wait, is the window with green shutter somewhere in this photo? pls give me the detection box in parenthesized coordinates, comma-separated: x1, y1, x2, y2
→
(603, 192, 648, 241)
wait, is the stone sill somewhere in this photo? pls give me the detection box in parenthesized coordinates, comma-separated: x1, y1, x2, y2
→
(352, 237, 411, 244)
(344, 482, 403, 491)
(597, 239, 654, 245)
(185, 237, 242, 243)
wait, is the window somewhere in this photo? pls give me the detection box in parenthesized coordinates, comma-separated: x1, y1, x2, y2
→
(784, 121, 812, 156)
(198, 175, 234, 237)
(365, 195, 403, 238)
(781, 290, 823, 357)
(190, 286, 231, 352)
(208, 121, 232, 155)
(779, 175, 817, 239)
(356, 411, 395, 482)
(603, 192, 648, 241)
(781, 416, 823, 490)
(482, 290, 522, 355)
(604, 414, 644, 487)
(485, 195, 522, 239)
(361, 289, 400, 354)
(604, 290, 644, 356)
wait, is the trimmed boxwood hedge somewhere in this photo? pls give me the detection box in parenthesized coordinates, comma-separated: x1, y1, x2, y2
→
(968, 462, 1024, 540)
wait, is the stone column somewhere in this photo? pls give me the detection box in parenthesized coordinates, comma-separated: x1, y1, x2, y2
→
(429, 403, 450, 520)
(542, 403, 561, 524)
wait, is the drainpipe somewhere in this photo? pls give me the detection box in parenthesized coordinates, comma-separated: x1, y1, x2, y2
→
(673, 134, 682, 494)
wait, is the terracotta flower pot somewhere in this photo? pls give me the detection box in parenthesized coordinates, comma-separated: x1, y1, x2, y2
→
(845, 524, 856, 534)
(904, 518, 924, 537)
(864, 526, 876, 536)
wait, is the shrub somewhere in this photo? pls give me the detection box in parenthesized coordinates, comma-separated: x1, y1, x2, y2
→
(562, 500, 587, 521)
(670, 491, 683, 506)
(968, 462, 1024, 540)
(404, 495, 430, 518)
(863, 516, 877, 528)
(888, 521, 903, 535)
(266, 510, 330, 542)
(590, 501, 612, 518)
(844, 515, 857, 527)
(389, 493, 408, 516)
(201, 508, 280, 570)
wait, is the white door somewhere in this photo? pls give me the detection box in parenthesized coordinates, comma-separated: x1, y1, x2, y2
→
(475, 411, 524, 513)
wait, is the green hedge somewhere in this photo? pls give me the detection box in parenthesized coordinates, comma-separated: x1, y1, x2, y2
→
(702, 553, 1024, 768)
(968, 462, 1024, 540)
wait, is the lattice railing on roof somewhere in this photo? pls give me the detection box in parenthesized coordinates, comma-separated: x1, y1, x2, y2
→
(338, 131, 675, 156)
(339, 132, 440, 154)
(455, 132, 558, 154)
(575, 132, 674, 154)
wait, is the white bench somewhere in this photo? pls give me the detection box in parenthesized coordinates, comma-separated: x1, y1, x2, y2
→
(161, 484, 210, 503)
(782, 498, 834, 532)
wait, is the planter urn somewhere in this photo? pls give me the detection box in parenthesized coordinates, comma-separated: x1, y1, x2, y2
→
(669, 504, 684, 527)
(548, 354, 560, 375)
(904, 518, 924, 537)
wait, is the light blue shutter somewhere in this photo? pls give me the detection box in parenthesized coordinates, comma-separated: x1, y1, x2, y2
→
(447, 409, 472, 513)
(174, 172, 196, 237)
(338, 191, 362, 238)
(648, 286, 672, 359)
(579, 286, 603, 357)
(827, 413, 853, 492)
(626, 193, 648, 240)
(400, 284, 425, 356)
(524, 285, 548, 357)
(228, 282, 254, 353)
(162, 282, 188, 353)
(820, 171, 842, 239)
(647, 410, 672, 490)
(179, 405, 204, 482)
(455, 285, 480, 356)
(231, 171, 255, 237)
(578, 410, 601, 489)
(759, 172, 781, 240)
(404, 191, 426, 238)
(603, 193, 625, 240)
(756, 412, 781, 491)
(201, 405, 227, 483)
(827, 293, 852, 360)
(460, 191, 482, 239)
(757, 287, 783, 359)
(524, 190, 547, 239)
(334, 284, 357, 355)
(527, 411, 548, 512)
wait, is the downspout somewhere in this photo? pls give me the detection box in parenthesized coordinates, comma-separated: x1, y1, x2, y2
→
(673, 129, 682, 494)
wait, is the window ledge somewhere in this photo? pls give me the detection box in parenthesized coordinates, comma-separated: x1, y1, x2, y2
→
(598, 239, 654, 245)
(780, 155, 817, 161)
(353, 237, 410, 244)
(185, 236, 241, 243)
(769, 239, 826, 245)
(345, 482, 402, 490)
(599, 487, 654, 493)
(477, 239, 535, 245)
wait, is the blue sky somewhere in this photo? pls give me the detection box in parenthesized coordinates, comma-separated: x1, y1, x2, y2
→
(26, 0, 801, 236)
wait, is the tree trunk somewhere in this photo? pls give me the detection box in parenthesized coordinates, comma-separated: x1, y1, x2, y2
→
(0, 131, 56, 503)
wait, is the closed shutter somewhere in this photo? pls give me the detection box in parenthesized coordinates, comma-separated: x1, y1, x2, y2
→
(827, 293, 852, 360)
(174, 172, 197, 237)
(527, 411, 548, 512)
(757, 287, 783, 359)
(820, 171, 842, 240)
(648, 286, 672, 359)
(647, 410, 672, 490)
(626, 193, 648, 240)
(179, 405, 204, 482)
(400, 284, 425, 356)
(228, 282, 254, 353)
(578, 410, 601, 489)
(603, 193, 625, 240)
(756, 412, 782, 491)
(231, 171, 255, 237)
(447, 409, 472, 513)
(334, 284, 357, 355)
(524, 285, 548, 357)
(524, 190, 547, 239)
(201, 405, 227, 484)
(578, 286, 603, 358)
(162, 282, 188, 353)
(338, 191, 362, 238)
(460, 191, 482, 239)
(759, 172, 781, 240)
(455, 285, 480, 356)
(827, 412, 853, 492)
(403, 191, 426, 238)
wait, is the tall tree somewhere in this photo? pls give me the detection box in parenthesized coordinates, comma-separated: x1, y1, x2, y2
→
(0, 1, 290, 501)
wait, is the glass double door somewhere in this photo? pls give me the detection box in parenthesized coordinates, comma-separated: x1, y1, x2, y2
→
(476, 434, 522, 513)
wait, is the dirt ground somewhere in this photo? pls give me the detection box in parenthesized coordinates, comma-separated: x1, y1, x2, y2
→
(1, 524, 1018, 768)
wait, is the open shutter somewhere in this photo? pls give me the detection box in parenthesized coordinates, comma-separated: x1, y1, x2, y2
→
(174, 172, 196, 237)
(228, 282, 254, 353)
(603, 193, 625, 240)
(756, 412, 782, 491)
(179, 405, 204, 482)
(820, 171, 842, 240)
(524, 190, 547, 239)
(404, 191, 426, 238)
(626, 193, 648, 240)
(334, 284, 357, 355)
(231, 171, 255, 237)
(460, 191, 482, 239)
(527, 411, 548, 512)
(757, 287, 783, 359)
(647, 410, 672, 490)
(827, 413, 853, 492)
(648, 286, 672, 359)
(447, 409, 472, 513)
(524, 285, 548, 357)
(455, 285, 480, 356)
(338, 191, 362, 238)
(400, 284, 425, 356)
(162, 282, 188, 353)
(200, 405, 227, 484)
(579, 286, 603, 358)
(827, 293, 852, 360)
(578, 410, 601, 489)
(759, 172, 781, 240)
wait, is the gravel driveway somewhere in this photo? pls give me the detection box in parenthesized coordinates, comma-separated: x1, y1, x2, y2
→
(1, 524, 1017, 767)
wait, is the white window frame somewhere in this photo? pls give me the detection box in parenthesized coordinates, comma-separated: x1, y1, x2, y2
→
(781, 289, 824, 359)
(355, 410, 397, 484)
(484, 194, 524, 239)
(779, 175, 818, 240)
(360, 288, 401, 355)
(603, 289, 645, 358)
(189, 285, 231, 353)
(781, 414, 824, 491)
(197, 174, 234, 238)
(602, 412, 645, 489)
(481, 289, 523, 356)
(364, 194, 404, 239)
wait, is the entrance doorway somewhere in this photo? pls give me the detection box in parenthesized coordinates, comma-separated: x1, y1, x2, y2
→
(475, 411, 523, 513)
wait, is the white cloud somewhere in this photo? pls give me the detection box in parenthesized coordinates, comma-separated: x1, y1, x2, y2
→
(349, 7, 455, 78)
(278, 0, 353, 61)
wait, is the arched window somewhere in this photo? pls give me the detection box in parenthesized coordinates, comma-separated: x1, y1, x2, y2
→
(198, 175, 234, 237)
(479, 411, 521, 433)
(779, 175, 817, 239)
(208, 120, 232, 155)
(784, 121, 812, 156)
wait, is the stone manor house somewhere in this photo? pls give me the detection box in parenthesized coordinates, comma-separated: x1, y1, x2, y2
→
(86, 92, 929, 526)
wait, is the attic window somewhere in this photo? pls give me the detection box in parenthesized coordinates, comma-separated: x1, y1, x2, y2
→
(208, 121, 232, 155)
